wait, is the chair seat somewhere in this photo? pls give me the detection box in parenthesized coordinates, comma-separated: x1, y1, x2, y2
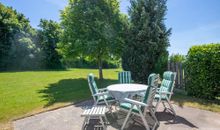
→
(98, 95, 115, 102)
(120, 103, 140, 113)
(155, 93, 167, 100)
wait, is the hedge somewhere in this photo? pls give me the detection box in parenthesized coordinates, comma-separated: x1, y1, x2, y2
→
(185, 43, 220, 99)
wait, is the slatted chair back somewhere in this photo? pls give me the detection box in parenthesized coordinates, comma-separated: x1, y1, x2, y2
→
(142, 73, 159, 108)
(88, 73, 99, 101)
(118, 71, 132, 84)
(159, 71, 176, 99)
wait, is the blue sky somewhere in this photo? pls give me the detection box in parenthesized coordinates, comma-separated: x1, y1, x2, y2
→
(1, 0, 220, 55)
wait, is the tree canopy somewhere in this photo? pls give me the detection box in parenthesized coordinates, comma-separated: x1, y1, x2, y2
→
(38, 19, 63, 69)
(0, 3, 39, 70)
(122, 0, 171, 83)
(60, 0, 126, 79)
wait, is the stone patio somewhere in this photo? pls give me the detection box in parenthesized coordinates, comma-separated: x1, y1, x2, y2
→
(14, 100, 220, 130)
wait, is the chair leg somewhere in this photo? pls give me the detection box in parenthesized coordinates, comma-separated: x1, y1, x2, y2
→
(167, 99, 176, 116)
(138, 108, 150, 130)
(162, 101, 167, 111)
(138, 109, 150, 130)
(102, 96, 112, 111)
(149, 109, 159, 130)
(95, 99, 99, 106)
(154, 98, 161, 113)
(104, 115, 109, 125)
(81, 117, 88, 130)
(121, 105, 134, 130)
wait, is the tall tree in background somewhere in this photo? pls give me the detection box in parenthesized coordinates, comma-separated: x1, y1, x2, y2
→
(60, 0, 126, 79)
(0, 3, 39, 70)
(123, 0, 171, 83)
(38, 19, 63, 69)
(0, 3, 18, 70)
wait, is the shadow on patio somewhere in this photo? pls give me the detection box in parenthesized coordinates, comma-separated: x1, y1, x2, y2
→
(156, 112, 198, 128)
(73, 100, 198, 130)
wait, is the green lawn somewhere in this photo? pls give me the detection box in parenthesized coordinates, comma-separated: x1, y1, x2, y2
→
(0, 68, 119, 126)
(0, 68, 219, 129)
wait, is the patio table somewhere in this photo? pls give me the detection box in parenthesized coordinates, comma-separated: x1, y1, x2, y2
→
(107, 83, 148, 102)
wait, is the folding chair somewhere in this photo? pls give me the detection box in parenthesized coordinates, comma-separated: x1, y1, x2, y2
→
(120, 73, 160, 130)
(154, 71, 177, 116)
(88, 73, 115, 108)
(118, 71, 132, 84)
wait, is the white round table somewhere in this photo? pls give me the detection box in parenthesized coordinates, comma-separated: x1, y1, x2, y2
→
(107, 83, 148, 102)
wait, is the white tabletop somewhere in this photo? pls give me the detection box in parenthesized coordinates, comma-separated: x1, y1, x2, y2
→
(107, 83, 148, 92)
(107, 83, 148, 102)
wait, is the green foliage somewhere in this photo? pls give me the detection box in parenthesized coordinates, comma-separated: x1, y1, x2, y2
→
(62, 57, 119, 69)
(154, 52, 169, 75)
(122, 0, 171, 83)
(185, 43, 220, 99)
(60, 0, 126, 79)
(169, 53, 186, 63)
(0, 3, 39, 70)
(38, 19, 63, 69)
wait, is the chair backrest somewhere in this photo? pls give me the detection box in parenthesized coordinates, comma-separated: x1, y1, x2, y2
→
(118, 71, 132, 84)
(143, 73, 159, 107)
(88, 73, 99, 101)
(160, 71, 176, 92)
(159, 71, 176, 99)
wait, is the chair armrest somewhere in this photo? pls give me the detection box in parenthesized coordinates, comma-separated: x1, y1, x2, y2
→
(124, 98, 148, 107)
(98, 88, 108, 92)
(93, 92, 109, 96)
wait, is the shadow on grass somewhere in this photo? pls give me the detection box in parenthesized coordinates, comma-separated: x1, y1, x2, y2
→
(38, 78, 117, 107)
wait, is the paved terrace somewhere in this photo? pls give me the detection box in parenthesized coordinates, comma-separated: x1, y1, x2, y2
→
(14, 100, 220, 130)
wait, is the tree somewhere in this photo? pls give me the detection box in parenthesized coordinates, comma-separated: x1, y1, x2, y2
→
(122, 0, 171, 83)
(38, 19, 63, 69)
(0, 3, 19, 70)
(169, 53, 186, 63)
(0, 3, 39, 70)
(60, 0, 126, 79)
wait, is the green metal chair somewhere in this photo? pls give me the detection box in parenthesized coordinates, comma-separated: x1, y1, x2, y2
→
(118, 71, 132, 84)
(154, 71, 177, 116)
(120, 73, 160, 130)
(87, 73, 115, 108)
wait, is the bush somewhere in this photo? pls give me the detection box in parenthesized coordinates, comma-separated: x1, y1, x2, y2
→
(185, 43, 220, 99)
(169, 53, 186, 63)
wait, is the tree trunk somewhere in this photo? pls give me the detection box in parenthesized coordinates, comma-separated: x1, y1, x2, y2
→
(98, 58, 103, 80)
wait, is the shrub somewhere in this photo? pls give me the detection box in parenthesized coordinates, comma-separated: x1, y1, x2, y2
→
(185, 43, 220, 99)
(169, 53, 186, 63)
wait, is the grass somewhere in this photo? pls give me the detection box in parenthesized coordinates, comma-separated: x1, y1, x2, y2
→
(0, 68, 219, 129)
(0, 68, 120, 128)
(173, 89, 220, 113)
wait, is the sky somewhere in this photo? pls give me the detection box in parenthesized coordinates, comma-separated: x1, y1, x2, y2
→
(1, 0, 220, 55)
